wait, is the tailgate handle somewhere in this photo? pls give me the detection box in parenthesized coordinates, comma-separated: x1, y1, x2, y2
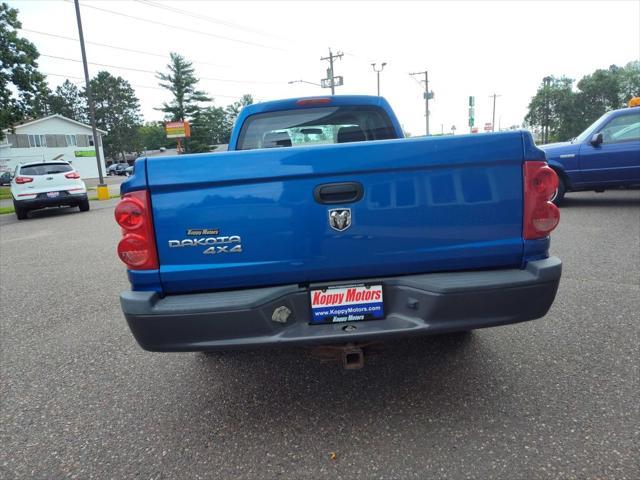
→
(314, 182, 364, 204)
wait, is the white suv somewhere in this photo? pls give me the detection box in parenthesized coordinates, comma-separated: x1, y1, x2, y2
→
(11, 161, 89, 220)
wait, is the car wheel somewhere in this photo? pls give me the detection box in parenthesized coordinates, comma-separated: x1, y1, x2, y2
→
(13, 201, 28, 220)
(551, 174, 566, 206)
(79, 198, 90, 212)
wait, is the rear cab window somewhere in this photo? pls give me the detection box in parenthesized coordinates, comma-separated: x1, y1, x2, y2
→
(20, 163, 73, 175)
(236, 106, 397, 151)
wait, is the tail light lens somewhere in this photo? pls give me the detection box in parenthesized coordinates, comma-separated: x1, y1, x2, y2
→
(15, 176, 33, 184)
(115, 191, 158, 270)
(65, 171, 81, 179)
(296, 97, 331, 106)
(524, 161, 560, 239)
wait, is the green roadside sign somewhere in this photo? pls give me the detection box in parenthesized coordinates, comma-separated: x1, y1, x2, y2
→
(74, 150, 96, 157)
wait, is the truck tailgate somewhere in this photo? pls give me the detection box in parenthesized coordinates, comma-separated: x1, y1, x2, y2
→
(147, 132, 528, 294)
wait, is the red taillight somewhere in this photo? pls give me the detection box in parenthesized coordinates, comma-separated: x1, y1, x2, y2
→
(15, 176, 33, 184)
(117, 234, 151, 267)
(296, 97, 331, 106)
(115, 197, 145, 229)
(524, 161, 560, 239)
(115, 191, 158, 270)
(65, 171, 81, 179)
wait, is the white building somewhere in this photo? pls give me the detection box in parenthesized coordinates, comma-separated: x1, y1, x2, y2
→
(0, 114, 107, 179)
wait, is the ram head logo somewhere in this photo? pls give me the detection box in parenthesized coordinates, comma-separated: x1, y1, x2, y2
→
(329, 208, 352, 231)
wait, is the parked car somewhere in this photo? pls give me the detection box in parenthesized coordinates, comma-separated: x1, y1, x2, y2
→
(116, 95, 561, 363)
(540, 100, 640, 204)
(11, 161, 89, 220)
(124, 165, 134, 176)
(107, 163, 128, 176)
(0, 171, 11, 185)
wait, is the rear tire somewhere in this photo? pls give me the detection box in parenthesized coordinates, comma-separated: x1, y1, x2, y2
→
(79, 198, 90, 212)
(13, 201, 28, 220)
(551, 174, 566, 206)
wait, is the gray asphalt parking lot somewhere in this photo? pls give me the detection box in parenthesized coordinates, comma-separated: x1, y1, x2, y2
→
(1, 190, 638, 479)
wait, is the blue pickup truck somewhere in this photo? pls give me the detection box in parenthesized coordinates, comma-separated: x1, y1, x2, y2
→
(116, 95, 562, 358)
(540, 103, 640, 204)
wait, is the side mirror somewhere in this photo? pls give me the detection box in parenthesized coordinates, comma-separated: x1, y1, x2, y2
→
(590, 132, 603, 146)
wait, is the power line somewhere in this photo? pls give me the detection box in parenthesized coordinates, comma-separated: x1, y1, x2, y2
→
(43, 72, 242, 99)
(39, 53, 285, 84)
(64, 0, 287, 52)
(134, 0, 287, 42)
(21, 28, 230, 69)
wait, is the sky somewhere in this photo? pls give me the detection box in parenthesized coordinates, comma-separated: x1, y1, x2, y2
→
(8, 0, 640, 136)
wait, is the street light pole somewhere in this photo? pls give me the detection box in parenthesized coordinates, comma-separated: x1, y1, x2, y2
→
(371, 62, 387, 96)
(73, 0, 106, 193)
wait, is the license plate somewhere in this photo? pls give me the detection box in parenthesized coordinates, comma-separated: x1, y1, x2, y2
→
(46, 191, 60, 198)
(310, 284, 384, 324)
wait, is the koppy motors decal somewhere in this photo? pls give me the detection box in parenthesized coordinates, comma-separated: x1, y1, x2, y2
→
(168, 231, 242, 255)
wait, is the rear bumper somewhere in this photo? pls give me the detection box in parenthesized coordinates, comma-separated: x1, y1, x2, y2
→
(15, 193, 87, 209)
(121, 257, 561, 352)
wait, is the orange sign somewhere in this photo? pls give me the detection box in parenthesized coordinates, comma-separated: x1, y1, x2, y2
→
(165, 121, 191, 138)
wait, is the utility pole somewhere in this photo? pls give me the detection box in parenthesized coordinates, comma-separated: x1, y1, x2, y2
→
(320, 48, 343, 95)
(371, 62, 387, 96)
(489, 93, 501, 132)
(410, 70, 431, 136)
(73, 0, 106, 194)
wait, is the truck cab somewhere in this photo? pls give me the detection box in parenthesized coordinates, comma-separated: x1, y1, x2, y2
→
(540, 101, 640, 203)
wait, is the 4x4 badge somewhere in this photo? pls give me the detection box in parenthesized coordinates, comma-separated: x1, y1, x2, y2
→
(328, 208, 352, 231)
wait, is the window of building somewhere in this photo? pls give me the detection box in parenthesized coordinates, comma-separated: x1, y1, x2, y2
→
(88, 135, 95, 147)
(65, 134, 77, 147)
(27, 134, 47, 148)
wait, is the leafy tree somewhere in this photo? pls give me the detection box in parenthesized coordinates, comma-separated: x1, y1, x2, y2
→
(156, 52, 210, 121)
(88, 71, 141, 160)
(222, 94, 254, 139)
(189, 106, 227, 152)
(575, 65, 625, 129)
(185, 95, 255, 152)
(525, 76, 579, 143)
(135, 122, 170, 152)
(526, 61, 640, 143)
(0, 2, 49, 139)
(48, 79, 86, 122)
(576, 62, 640, 128)
(617, 60, 640, 104)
